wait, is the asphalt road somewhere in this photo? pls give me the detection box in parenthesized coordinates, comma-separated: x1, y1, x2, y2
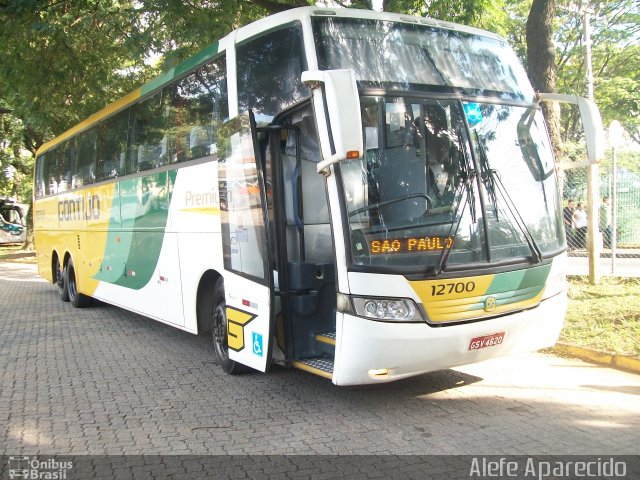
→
(1, 262, 639, 464)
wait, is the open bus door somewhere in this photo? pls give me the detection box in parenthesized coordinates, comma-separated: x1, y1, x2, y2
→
(218, 112, 274, 372)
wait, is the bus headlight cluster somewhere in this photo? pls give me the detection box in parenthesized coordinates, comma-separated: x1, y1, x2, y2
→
(352, 297, 424, 322)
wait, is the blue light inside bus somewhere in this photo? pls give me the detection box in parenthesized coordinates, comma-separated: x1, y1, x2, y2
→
(463, 102, 483, 126)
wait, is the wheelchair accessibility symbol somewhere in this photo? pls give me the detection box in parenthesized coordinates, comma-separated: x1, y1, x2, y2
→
(252, 332, 263, 357)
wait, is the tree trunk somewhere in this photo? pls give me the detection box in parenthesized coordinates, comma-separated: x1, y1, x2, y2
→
(526, 0, 563, 159)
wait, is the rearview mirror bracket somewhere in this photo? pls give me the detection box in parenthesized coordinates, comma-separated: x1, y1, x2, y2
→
(301, 69, 364, 174)
(537, 93, 605, 165)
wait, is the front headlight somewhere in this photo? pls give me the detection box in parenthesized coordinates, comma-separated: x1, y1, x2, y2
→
(351, 296, 424, 322)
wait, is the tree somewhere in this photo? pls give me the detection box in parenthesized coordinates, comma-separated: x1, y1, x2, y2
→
(0, 0, 287, 155)
(0, 110, 33, 200)
(526, 0, 563, 158)
(555, 0, 640, 145)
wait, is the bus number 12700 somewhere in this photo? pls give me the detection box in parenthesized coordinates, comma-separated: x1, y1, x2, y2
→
(430, 281, 476, 297)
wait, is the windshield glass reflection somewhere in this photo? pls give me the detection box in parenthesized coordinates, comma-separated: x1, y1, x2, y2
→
(314, 17, 534, 101)
(341, 98, 563, 273)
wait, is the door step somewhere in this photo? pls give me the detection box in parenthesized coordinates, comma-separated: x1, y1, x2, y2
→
(314, 331, 336, 356)
(315, 331, 336, 345)
(292, 358, 334, 380)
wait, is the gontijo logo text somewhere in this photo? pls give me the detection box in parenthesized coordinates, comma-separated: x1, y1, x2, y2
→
(58, 194, 101, 222)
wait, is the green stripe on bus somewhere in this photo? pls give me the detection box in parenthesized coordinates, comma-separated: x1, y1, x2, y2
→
(175, 42, 220, 78)
(94, 172, 172, 290)
(484, 263, 551, 306)
(486, 264, 551, 295)
(93, 183, 130, 283)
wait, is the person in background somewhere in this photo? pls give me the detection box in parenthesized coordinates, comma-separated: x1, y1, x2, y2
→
(573, 202, 588, 249)
(599, 196, 612, 249)
(563, 199, 575, 250)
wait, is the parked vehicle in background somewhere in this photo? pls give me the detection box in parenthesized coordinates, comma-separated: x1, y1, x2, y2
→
(0, 198, 28, 245)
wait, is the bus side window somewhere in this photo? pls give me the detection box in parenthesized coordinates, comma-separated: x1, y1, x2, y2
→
(97, 109, 129, 181)
(43, 149, 58, 195)
(43, 143, 71, 195)
(74, 128, 97, 188)
(130, 91, 171, 173)
(200, 56, 228, 155)
(237, 24, 309, 122)
(171, 54, 227, 163)
(57, 141, 73, 193)
(35, 154, 46, 198)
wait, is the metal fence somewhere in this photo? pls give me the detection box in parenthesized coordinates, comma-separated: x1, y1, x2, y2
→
(562, 166, 640, 256)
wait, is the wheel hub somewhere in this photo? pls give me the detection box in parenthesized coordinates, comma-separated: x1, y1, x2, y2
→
(213, 305, 228, 351)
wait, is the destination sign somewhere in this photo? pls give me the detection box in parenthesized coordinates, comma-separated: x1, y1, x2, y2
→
(369, 236, 454, 254)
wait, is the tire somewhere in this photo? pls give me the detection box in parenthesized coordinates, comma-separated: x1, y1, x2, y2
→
(203, 278, 247, 374)
(65, 257, 92, 308)
(54, 255, 69, 302)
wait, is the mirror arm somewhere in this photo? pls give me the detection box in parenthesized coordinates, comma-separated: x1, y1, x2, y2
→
(536, 92, 605, 164)
(316, 154, 341, 174)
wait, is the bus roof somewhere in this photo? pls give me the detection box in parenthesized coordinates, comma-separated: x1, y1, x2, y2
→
(36, 6, 506, 157)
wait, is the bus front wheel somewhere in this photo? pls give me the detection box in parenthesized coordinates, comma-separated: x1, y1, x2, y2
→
(65, 257, 92, 308)
(54, 255, 69, 302)
(207, 279, 247, 375)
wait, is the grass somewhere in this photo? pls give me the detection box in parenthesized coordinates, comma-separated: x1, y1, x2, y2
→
(562, 276, 640, 356)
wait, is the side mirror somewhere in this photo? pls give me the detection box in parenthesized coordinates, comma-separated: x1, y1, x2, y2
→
(301, 69, 363, 173)
(537, 93, 605, 164)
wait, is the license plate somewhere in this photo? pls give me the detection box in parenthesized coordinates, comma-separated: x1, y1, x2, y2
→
(468, 332, 505, 350)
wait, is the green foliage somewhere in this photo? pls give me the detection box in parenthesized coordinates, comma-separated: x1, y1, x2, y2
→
(1, 0, 639, 202)
(0, 1, 150, 145)
(0, 110, 33, 203)
(502, 0, 533, 62)
(0, 0, 501, 154)
(555, 0, 640, 145)
(0, 1, 275, 147)
(380, 0, 508, 33)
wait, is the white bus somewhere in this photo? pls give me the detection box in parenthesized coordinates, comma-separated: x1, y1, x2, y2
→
(33, 7, 603, 385)
(0, 198, 28, 244)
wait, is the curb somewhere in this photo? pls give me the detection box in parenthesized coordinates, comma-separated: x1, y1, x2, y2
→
(552, 342, 640, 375)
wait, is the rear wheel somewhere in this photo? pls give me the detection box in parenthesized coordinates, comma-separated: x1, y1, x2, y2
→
(66, 257, 92, 308)
(203, 278, 247, 374)
(54, 255, 69, 302)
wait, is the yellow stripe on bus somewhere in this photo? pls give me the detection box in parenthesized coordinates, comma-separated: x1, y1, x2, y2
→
(33, 183, 118, 297)
(179, 207, 221, 215)
(410, 270, 545, 323)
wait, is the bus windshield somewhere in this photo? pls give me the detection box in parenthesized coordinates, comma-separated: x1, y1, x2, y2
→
(339, 97, 563, 272)
(313, 16, 534, 101)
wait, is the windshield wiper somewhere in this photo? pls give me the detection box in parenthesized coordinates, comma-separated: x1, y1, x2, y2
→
(348, 193, 432, 217)
(433, 177, 471, 276)
(433, 141, 478, 276)
(476, 133, 543, 263)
